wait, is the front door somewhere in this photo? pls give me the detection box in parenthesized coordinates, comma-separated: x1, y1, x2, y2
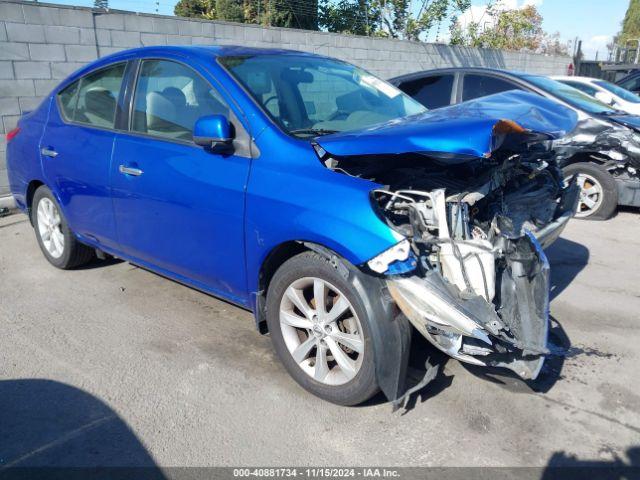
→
(40, 62, 127, 250)
(110, 59, 251, 303)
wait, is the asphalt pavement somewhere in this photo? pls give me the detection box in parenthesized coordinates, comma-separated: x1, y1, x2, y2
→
(0, 210, 639, 469)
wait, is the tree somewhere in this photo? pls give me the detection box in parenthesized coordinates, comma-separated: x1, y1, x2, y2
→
(174, 0, 214, 19)
(450, 4, 544, 51)
(174, 0, 318, 30)
(538, 31, 569, 56)
(621, 0, 640, 44)
(319, 0, 380, 35)
(319, 0, 470, 39)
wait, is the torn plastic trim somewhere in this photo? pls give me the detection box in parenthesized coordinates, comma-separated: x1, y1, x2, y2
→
(366, 239, 416, 274)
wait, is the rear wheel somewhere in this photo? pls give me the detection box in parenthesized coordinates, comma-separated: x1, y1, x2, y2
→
(266, 252, 379, 405)
(563, 162, 618, 220)
(31, 186, 94, 269)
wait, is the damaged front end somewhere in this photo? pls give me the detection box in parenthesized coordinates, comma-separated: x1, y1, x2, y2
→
(315, 93, 581, 381)
(375, 173, 578, 380)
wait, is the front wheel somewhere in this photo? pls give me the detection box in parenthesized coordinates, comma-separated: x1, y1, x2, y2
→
(563, 162, 618, 220)
(31, 186, 95, 269)
(265, 252, 379, 405)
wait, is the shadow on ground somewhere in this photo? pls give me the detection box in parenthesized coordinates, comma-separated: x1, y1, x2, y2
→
(360, 332, 453, 413)
(0, 379, 165, 479)
(541, 446, 640, 480)
(545, 237, 590, 302)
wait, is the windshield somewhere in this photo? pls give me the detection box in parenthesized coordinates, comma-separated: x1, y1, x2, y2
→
(524, 75, 617, 115)
(219, 55, 426, 137)
(595, 80, 640, 104)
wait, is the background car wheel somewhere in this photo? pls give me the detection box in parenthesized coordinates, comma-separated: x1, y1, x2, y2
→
(563, 162, 618, 220)
(266, 251, 379, 405)
(31, 186, 95, 269)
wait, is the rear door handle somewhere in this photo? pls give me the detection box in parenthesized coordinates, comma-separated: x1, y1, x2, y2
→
(119, 165, 143, 176)
(41, 147, 58, 158)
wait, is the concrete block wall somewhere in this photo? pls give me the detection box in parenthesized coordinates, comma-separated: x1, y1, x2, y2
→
(0, 0, 572, 199)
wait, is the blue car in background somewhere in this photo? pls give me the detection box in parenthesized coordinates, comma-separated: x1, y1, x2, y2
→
(7, 46, 579, 406)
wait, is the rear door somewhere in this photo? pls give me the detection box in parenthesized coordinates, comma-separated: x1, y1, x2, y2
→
(40, 62, 128, 250)
(110, 57, 252, 303)
(395, 73, 456, 109)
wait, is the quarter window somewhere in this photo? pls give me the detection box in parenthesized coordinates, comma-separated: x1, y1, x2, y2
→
(397, 75, 454, 109)
(132, 60, 229, 141)
(58, 80, 80, 121)
(57, 63, 126, 129)
(462, 74, 519, 101)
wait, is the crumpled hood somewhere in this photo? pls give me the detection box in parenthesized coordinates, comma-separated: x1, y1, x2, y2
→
(316, 90, 579, 159)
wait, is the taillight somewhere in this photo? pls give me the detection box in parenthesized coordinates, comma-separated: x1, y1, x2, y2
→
(6, 127, 20, 143)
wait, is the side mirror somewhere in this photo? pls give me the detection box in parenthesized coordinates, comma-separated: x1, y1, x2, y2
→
(193, 115, 234, 151)
(594, 91, 615, 106)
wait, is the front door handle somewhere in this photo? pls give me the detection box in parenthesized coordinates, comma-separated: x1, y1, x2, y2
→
(119, 165, 143, 176)
(41, 147, 58, 158)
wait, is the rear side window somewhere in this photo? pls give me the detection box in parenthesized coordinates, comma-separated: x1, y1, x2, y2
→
(131, 59, 229, 141)
(57, 63, 126, 129)
(462, 74, 519, 101)
(397, 75, 454, 109)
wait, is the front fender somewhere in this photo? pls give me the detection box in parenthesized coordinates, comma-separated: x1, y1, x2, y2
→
(244, 151, 403, 299)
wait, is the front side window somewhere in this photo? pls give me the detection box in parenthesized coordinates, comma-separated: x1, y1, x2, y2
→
(132, 59, 229, 141)
(58, 63, 125, 128)
(219, 55, 425, 137)
(462, 74, 519, 101)
(398, 75, 454, 109)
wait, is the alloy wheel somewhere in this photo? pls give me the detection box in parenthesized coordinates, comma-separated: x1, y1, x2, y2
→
(37, 197, 65, 258)
(279, 277, 364, 386)
(572, 173, 603, 218)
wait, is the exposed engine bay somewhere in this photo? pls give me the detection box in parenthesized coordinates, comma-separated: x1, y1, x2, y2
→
(316, 122, 580, 380)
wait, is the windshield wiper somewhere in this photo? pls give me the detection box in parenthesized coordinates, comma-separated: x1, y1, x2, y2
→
(290, 128, 339, 137)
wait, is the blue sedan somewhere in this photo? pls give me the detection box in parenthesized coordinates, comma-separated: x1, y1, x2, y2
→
(7, 46, 579, 405)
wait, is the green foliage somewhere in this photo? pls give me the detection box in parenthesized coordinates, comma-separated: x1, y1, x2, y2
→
(320, 0, 470, 39)
(621, 0, 640, 43)
(319, 0, 380, 35)
(174, 0, 319, 30)
(174, 0, 215, 19)
(454, 5, 542, 50)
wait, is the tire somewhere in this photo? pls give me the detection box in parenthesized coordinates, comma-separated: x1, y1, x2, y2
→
(265, 251, 379, 405)
(31, 185, 95, 269)
(563, 162, 618, 220)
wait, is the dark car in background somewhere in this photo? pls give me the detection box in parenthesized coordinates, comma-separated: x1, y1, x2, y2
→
(617, 70, 640, 95)
(390, 68, 640, 220)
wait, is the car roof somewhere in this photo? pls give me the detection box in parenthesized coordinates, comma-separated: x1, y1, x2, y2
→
(389, 67, 533, 83)
(95, 45, 324, 65)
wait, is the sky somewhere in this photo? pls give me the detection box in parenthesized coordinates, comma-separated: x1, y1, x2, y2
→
(448, 0, 629, 60)
(52, 0, 630, 60)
